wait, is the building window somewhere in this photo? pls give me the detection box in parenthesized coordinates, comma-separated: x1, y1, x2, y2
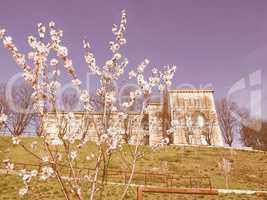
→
(197, 115, 205, 127)
(186, 116, 192, 127)
(141, 114, 149, 131)
(195, 99, 200, 107)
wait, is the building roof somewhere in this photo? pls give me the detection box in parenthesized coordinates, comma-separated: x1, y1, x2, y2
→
(45, 111, 141, 116)
(168, 89, 214, 93)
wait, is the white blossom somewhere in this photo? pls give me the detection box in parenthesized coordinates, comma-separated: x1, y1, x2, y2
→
(15, 54, 26, 65)
(6, 162, 14, 170)
(12, 136, 20, 145)
(56, 153, 62, 161)
(3, 36, 12, 47)
(30, 169, 38, 177)
(84, 52, 98, 73)
(70, 151, 78, 160)
(49, 81, 61, 90)
(57, 46, 68, 57)
(50, 58, 59, 66)
(152, 68, 158, 74)
(64, 59, 72, 69)
(80, 90, 90, 103)
(0, 29, 6, 39)
(112, 24, 118, 33)
(27, 52, 35, 60)
(107, 127, 123, 151)
(158, 84, 165, 91)
(111, 106, 117, 111)
(77, 187, 82, 198)
(118, 112, 127, 120)
(71, 79, 81, 87)
(22, 72, 34, 82)
(27, 36, 37, 48)
(114, 53, 121, 60)
(105, 92, 115, 104)
(85, 153, 95, 161)
(42, 156, 49, 163)
(19, 169, 38, 183)
(135, 89, 142, 97)
(129, 71, 137, 79)
(40, 166, 54, 180)
(0, 113, 7, 124)
(122, 102, 130, 109)
(72, 79, 82, 86)
(52, 70, 60, 76)
(161, 137, 169, 145)
(49, 21, 55, 28)
(84, 103, 93, 111)
(110, 42, 120, 53)
(144, 59, 150, 65)
(19, 186, 28, 197)
(37, 23, 46, 38)
(119, 38, 126, 45)
(129, 91, 135, 100)
(83, 40, 90, 49)
(100, 133, 108, 143)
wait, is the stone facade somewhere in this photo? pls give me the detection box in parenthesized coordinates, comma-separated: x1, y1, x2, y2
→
(168, 89, 223, 146)
(44, 112, 147, 145)
(45, 89, 223, 146)
(146, 103, 163, 146)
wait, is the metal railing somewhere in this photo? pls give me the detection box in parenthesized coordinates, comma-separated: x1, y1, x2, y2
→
(1, 162, 213, 189)
(136, 186, 218, 200)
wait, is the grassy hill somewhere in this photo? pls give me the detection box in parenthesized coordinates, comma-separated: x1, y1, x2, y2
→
(0, 136, 266, 199)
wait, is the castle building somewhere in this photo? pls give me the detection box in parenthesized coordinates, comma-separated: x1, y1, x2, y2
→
(171, 89, 223, 145)
(45, 89, 223, 146)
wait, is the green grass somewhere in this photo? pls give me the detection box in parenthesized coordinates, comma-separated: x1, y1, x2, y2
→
(0, 136, 267, 199)
(0, 175, 266, 200)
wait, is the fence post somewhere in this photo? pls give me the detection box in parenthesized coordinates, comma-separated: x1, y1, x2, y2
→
(209, 178, 212, 189)
(137, 187, 143, 200)
(166, 175, 168, 187)
(144, 172, 147, 185)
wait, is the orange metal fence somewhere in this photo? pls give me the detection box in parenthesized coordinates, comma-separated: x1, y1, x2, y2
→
(136, 186, 219, 200)
(1, 162, 213, 188)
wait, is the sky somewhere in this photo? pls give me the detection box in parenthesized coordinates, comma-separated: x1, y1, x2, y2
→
(0, 0, 266, 121)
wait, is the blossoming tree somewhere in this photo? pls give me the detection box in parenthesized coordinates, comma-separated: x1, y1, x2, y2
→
(0, 10, 176, 199)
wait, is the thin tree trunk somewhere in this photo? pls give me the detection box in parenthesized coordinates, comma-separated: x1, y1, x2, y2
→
(119, 144, 139, 200)
(89, 151, 102, 200)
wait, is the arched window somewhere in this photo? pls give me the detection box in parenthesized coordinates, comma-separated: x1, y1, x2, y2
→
(186, 116, 192, 127)
(141, 114, 149, 131)
(200, 135, 207, 145)
(197, 115, 205, 128)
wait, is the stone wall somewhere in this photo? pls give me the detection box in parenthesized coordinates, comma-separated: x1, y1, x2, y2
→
(44, 112, 148, 145)
(147, 103, 164, 146)
(44, 89, 224, 147)
(168, 89, 223, 146)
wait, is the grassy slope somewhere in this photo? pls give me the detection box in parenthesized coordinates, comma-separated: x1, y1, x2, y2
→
(0, 136, 266, 199)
